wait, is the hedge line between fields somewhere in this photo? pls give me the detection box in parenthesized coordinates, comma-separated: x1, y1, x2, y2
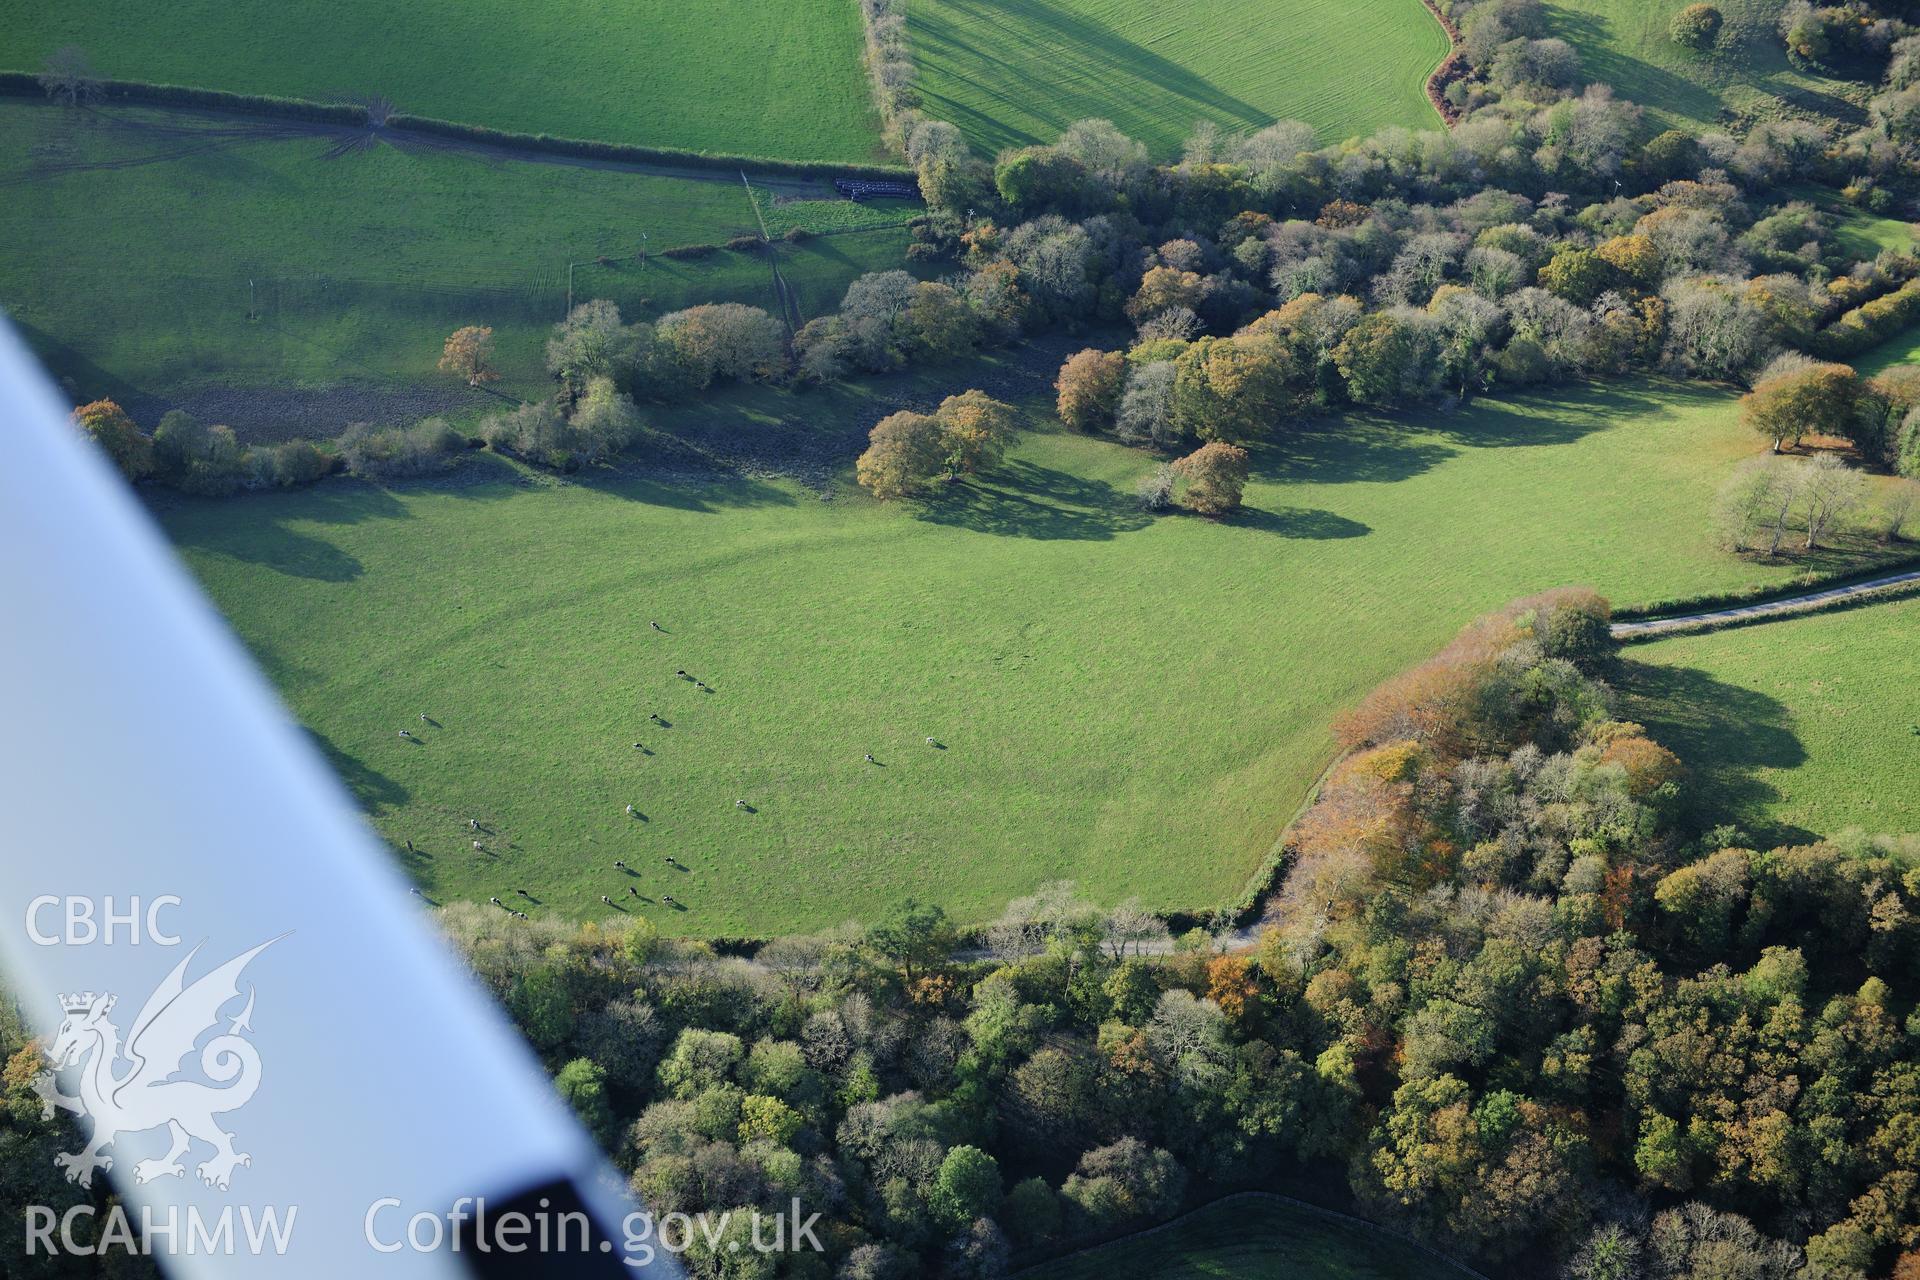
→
(1813, 276, 1920, 358)
(0, 72, 918, 181)
(1614, 573, 1920, 643)
(1611, 547, 1920, 619)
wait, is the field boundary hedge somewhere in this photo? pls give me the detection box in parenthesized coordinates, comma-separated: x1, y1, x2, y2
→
(1615, 573, 1920, 643)
(1612, 547, 1920, 619)
(0, 73, 917, 181)
(1417, 0, 1467, 126)
(1813, 276, 1920, 358)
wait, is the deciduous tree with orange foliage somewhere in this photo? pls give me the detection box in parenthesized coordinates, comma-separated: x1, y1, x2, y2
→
(71, 399, 153, 481)
(439, 325, 499, 387)
(855, 409, 945, 500)
(1740, 361, 1858, 453)
(1054, 349, 1126, 432)
(935, 389, 1017, 478)
(1172, 441, 1249, 515)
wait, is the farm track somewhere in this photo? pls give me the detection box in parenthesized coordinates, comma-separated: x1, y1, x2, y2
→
(1612, 567, 1920, 637)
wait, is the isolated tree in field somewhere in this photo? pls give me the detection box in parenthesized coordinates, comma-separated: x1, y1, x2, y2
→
(1741, 362, 1859, 452)
(1054, 348, 1126, 431)
(38, 46, 100, 107)
(439, 325, 498, 387)
(1669, 3, 1722, 49)
(1798, 453, 1866, 550)
(935, 390, 1017, 478)
(546, 300, 640, 393)
(855, 410, 945, 500)
(1174, 441, 1250, 516)
(72, 399, 152, 481)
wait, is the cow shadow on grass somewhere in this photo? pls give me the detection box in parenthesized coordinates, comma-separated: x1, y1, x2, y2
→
(912, 461, 1152, 540)
(1618, 658, 1813, 845)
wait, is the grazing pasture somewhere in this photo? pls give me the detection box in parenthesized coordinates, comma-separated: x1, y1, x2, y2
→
(1543, 0, 1864, 132)
(905, 0, 1448, 157)
(1028, 1195, 1484, 1280)
(0, 0, 881, 160)
(0, 102, 912, 427)
(1623, 593, 1920, 842)
(162, 373, 1811, 935)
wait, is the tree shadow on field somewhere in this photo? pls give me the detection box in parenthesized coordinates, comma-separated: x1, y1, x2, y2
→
(303, 726, 410, 811)
(1230, 505, 1371, 539)
(1618, 658, 1813, 844)
(911, 460, 1151, 540)
(167, 482, 418, 582)
(584, 465, 798, 514)
(1250, 421, 1455, 486)
(915, 0, 1271, 135)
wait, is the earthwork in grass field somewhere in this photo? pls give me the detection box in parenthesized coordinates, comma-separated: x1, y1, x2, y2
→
(0, 101, 916, 431)
(0, 0, 883, 160)
(1623, 592, 1920, 843)
(162, 373, 1825, 936)
(906, 0, 1450, 157)
(1028, 1195, 1485, 1280)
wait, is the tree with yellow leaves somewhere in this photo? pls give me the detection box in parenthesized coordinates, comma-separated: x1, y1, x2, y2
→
(438, 325, 499, 387)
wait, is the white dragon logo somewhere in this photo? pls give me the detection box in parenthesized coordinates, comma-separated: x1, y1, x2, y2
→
(35, 937, 281, 1192)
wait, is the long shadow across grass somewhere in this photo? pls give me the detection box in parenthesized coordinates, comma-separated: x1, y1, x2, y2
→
(913, 461, 1151, 540)
(914, 0, 1272, 134)
(1619, 658, 1812, 844)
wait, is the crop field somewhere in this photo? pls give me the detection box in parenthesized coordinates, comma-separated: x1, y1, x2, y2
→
(0, 101, 913, 430)
(1623, 593, 1920, 842)
(1544, 0, 1865, 132)
(1030, 1196, 1483, 1280)
(0, 0, 882, 161)
(159, 373, 1818, 936)
(905, 0, 1448, 157)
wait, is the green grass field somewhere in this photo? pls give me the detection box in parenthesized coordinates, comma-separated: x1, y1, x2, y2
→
(1779, 185, 1917, 262)
(158, 373, 1822, 936)
(1028, 1196, 1481, 1280)
(905, 0, 1448, 157)
(0, 0, 882, 161)
(0, 101, 913, 420)
(1856, 323, 1920, 378)
(1623, 594, 1920, 842)
(1544, 0, 1865, 132)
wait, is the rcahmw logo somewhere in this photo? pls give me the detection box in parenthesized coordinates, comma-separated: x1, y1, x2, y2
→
(34, 936, 283, 1191)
